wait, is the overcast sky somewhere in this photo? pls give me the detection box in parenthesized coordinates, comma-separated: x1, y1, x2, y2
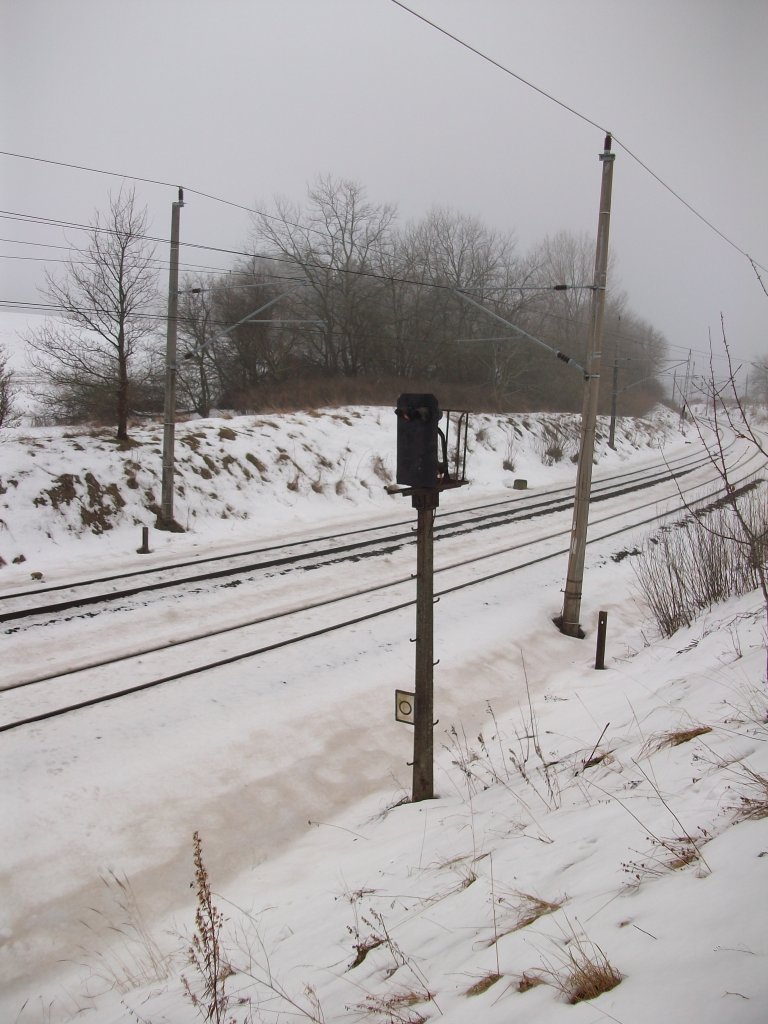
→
(2, 0, 767, 378)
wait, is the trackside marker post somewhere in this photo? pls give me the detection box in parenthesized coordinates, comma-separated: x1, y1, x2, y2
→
(595, 610, 608, 669)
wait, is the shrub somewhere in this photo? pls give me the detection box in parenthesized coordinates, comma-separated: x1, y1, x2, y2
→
(633, 487, 768, 636)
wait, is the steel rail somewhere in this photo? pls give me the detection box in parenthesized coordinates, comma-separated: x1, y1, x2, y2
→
(1, 448, 762, 734)
(0, 441, 733, 626)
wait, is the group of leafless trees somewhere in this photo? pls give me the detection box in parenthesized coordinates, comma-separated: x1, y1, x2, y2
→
(16, 176, 678, 437)
(177, 176, 669, 419)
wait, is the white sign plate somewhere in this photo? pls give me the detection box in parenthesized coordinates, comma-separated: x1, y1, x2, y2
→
(395, 689, 415, 725)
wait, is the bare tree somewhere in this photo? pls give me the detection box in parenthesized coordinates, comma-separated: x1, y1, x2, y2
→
(675, 322, 768, 676)
(176, 276, 219, 416)
(524, 232, 597, 338)
(603, 309, 669, 414)
(390, 207, 525, 397)
(251, 175, 396, 377)
(26, 188, 159, 440)
(213, 260, 301, 402)
(0, 345, 18, 427)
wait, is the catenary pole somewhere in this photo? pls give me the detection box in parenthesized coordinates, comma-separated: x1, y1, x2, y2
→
(159, 189, 184, 530)
(559, 135, 615, 637)
(680, 349, 692, 426)
(608, 341, 620, 450)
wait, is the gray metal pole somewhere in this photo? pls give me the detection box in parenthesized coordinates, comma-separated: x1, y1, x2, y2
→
(412, 493, 438, 802)
(679, 350, 692, 426)
(608, 347, 620, 450)
(160, 191, 184, 529)
(559, 136, 615, 638)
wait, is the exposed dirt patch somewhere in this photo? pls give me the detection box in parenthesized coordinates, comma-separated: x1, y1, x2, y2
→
(34, 474, 80, 510)
(245, 453, 268, 475)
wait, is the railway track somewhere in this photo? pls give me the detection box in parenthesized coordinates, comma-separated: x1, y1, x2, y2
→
(1, 433, 763, 733)
(0, 438, 734, 627)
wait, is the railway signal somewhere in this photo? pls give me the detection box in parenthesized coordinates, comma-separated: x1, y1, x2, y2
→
(390, 394, 469, 802)
(395, 393, 441, 488)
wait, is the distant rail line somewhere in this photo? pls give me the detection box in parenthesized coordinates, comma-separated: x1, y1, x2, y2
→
(1, 437, 762, 734)
(0, 441, 730, 627)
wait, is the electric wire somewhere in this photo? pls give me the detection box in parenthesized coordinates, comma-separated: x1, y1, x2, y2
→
(3, 105, 767, 278)
(0, 148, 331, 241)
(388, 0, 768, 278)
(0, 207, 583, 298)
(0, 223, 727, 361)
(1, 113, 764, 368)
(0, 236, 315, 285)
(389, 0, 605, 134)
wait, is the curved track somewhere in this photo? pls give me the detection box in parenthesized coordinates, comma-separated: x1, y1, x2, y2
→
(1, 433, 763, 733)
(0, 437, 738, 626)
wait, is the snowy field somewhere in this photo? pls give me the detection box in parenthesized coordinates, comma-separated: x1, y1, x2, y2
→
(1, 405, 767, 1023)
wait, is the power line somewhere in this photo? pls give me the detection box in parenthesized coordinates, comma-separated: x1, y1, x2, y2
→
(5, 105, 767, 280)
(1, 212, 760, 365)
(0, 237, 304, 283)
(389, 0, 604, 133)
(0, 149, 328, 240)
(0, 217, 722, 358)
(0, 235, 319, 287)
(388, 0, 768, 277)
(610, 136, 767, 271)
(0, 206, 586, 297)
(0, 299, 321, 333)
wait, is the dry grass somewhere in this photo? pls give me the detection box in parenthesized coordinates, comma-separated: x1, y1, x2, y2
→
(732, 765, 768, 821)
(560, 947, 622, 1004)
(622, 833, 705, 882)
(74, 870, 173, 995)
(348, 934, 385, 969)
(345, 910, 438, 1021)
(517, 971, 546, 993)
(509, 892, 563, 931)
(641, 724, 712, 756)
(354, 991, 429, 1023)
(464, 972, 502, 996)
(483, 890, 563, 947)
(546, 934, 622, 1004)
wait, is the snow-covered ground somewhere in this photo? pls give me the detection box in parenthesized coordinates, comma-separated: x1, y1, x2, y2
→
(2, 406, 767, 1024)
(0, 406, 670, 580)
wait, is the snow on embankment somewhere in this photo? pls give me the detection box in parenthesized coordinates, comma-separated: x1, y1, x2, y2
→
(0, 406, 678, 576)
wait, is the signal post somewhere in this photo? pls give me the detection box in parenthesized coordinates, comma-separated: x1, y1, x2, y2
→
(391, 394, 468, 802)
